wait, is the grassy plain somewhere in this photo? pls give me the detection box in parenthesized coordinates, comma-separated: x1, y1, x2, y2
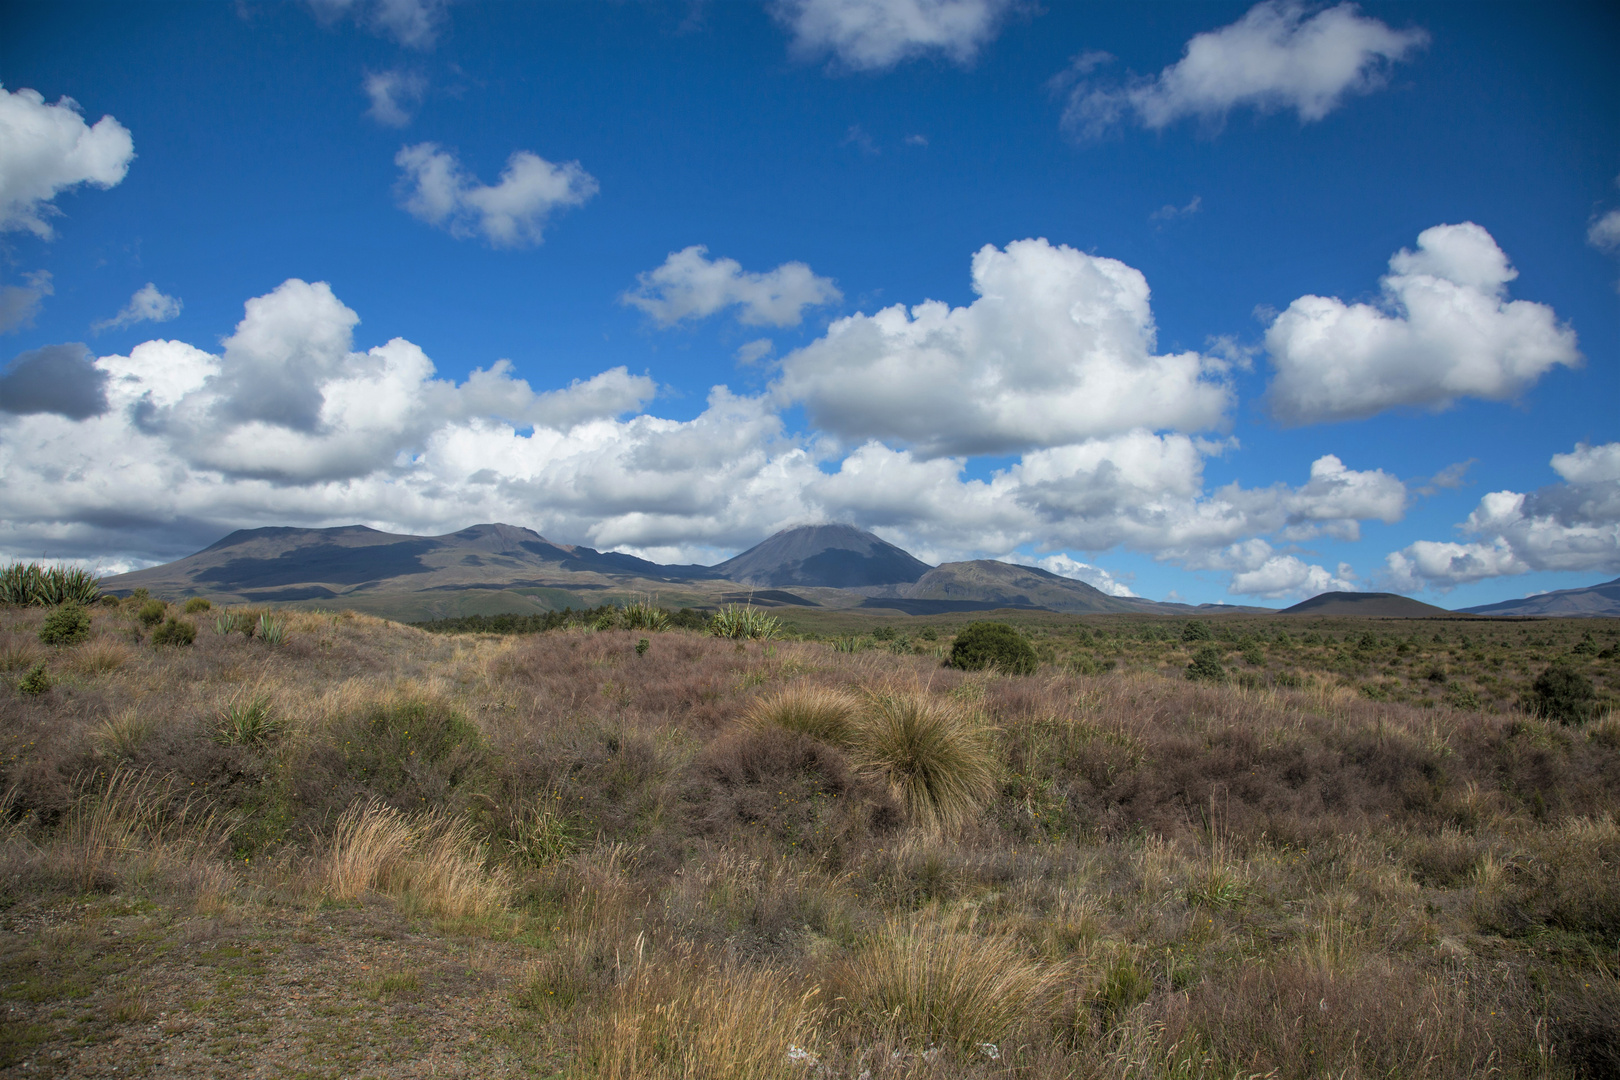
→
(2, 599, 1617, 1078)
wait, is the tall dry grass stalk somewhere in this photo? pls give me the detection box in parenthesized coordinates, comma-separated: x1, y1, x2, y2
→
(831, 909, 1066, 1052)
(851, 690, 998, 834)
(589, 947, 824, 1080)
(324, 799, 505, 918)
(52, 766, 224, 890)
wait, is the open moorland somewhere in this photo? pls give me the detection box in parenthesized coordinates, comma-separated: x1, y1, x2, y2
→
(2, 597, 1618, 1079)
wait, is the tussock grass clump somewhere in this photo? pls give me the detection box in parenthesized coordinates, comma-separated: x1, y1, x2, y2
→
(215, 696, 278, 746)
(183, 597, 211, 614)
(324, 799, 505, 918)
(831, 911, 1065, 1053)
(68, 637, 131, 675)
(47, 766, 224, 892)
(588, 949, 824, 1080)
(151, 617, 196, 646)
(851, 690, 997, 834)
(743, 684, 862, 746)
(92, 710, 156, 760)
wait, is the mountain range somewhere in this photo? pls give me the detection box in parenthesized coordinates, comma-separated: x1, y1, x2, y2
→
(100, 523, 1620, 621)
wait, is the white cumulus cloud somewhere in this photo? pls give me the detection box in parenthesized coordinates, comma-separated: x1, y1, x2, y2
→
(1001, 551, 1137, 597)
(364, 70, 426, 127)
(773, 0, 1016, 71)
(623, 246, 841, 328)
(1060, 1, 1426, 139)
(0, 86, 135, 238)
(1218, 538, 1357, 599)
(1587, 209, 1620, 254)
(1264, 222, 1580, 424)
(395, 143, 598, 248)
(1384, 441, 1620, 591)
(775, 238, 1232, 457)
(92, 283, 182, 333)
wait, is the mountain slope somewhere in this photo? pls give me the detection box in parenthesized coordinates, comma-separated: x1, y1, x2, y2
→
(874, 560, 1153, 615)
(1459, 577, 1620, 617)
(1280, 592, 1453, 617)
(714, 523, 932, 588)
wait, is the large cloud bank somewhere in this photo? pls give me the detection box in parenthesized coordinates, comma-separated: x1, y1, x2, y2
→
(1264, 223, 1580, 424)
(0, 269, 1406, 594)
(0, 86, 134, 238)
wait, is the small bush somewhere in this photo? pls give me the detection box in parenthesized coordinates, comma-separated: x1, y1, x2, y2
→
(18, 660, 51, 695)
(851, 691, 997, 834)
(38, 602, 91, 646)
(136, 600, 166, 627)
(183, 597, 212, 614)
(917, 626, 938, 642)
(946, 621, 1037, 675)
(151, 617, 196, 646)
(1182, 620, 1213, 642)
(1527, 663, 1597, 725)
(1185, 645, 1226, 683)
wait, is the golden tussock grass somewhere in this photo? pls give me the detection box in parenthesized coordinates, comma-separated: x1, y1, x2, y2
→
(324, 799, 506, 918)
(587, 945, 824, 1080)
(851, 689, 998, 835)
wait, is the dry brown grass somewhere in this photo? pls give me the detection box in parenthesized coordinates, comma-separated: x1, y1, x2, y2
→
(324, 800, 506, 918)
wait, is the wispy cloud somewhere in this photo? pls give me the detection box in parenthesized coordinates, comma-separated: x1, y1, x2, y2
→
(624, 247, 841, 328)
(394, 143, 598, 248)
(92, 283, 182, 333)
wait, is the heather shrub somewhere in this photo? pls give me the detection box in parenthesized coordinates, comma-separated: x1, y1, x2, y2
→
(183, 597, 211, 614)
(1185, 644, 1226, 682)
(946, 621, 1037, 675)
(136, 599, 166, 627)
(1526, 662, 1597, 725)
(850, 691, 997, 834)
(151, 617, 196, 646)
(299, 696, 490, 817)
(37, 602, 90, 646)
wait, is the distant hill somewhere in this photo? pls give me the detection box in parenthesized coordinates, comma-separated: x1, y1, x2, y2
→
(101, 523, 726, 620)
(863, 559, 1152, 616)
(1281, 591, 1453, 617)
(1459, 577, 1620, 617)
(713, 523, 932, 588)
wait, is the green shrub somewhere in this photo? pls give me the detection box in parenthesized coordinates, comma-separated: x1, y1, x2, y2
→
(917, 626, 938, 642)
(38, 602, 91, 646)
(1182, 620, 1212, 642)
(183, 597, 212, 614)
(946, 622, 1037, 675)
(18, 661, 51, 695)
(137, 600, 166, 627)
(1186, 645, 1226, 683)
(151, 617, 196, 646)
(1527, 663, 1597, 725)
(871, 626, 897, 642)
(318, 697, 488, 810)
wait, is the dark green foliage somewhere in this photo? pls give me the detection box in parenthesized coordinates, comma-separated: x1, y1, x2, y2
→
(151, 617, 197, 646)
(1527, 663, 1597, 725)
(38, 602, 90, 646)
(1182, 620, 1212, 642)
(871, 626, 897, 642)
(917, 626, 938, 642)
(183, 597, 212, 614)
(412, 605, 618, 635)
(667, 607, 708, 630)
(308, 697, 489, 812)
(946, 621, 1037, 675)
(0, 562, 101, 606)
(137, 600, 167, 627)
(635, 637, 650, 656)
(18, 661, 51, 695)
(1185, 645, 1226, 683)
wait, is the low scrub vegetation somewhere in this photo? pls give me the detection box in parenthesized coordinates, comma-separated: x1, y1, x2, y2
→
(1, 600, 1617, 1077)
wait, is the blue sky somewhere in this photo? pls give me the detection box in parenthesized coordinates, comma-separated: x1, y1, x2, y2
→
(1, 0, 1616, 608)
